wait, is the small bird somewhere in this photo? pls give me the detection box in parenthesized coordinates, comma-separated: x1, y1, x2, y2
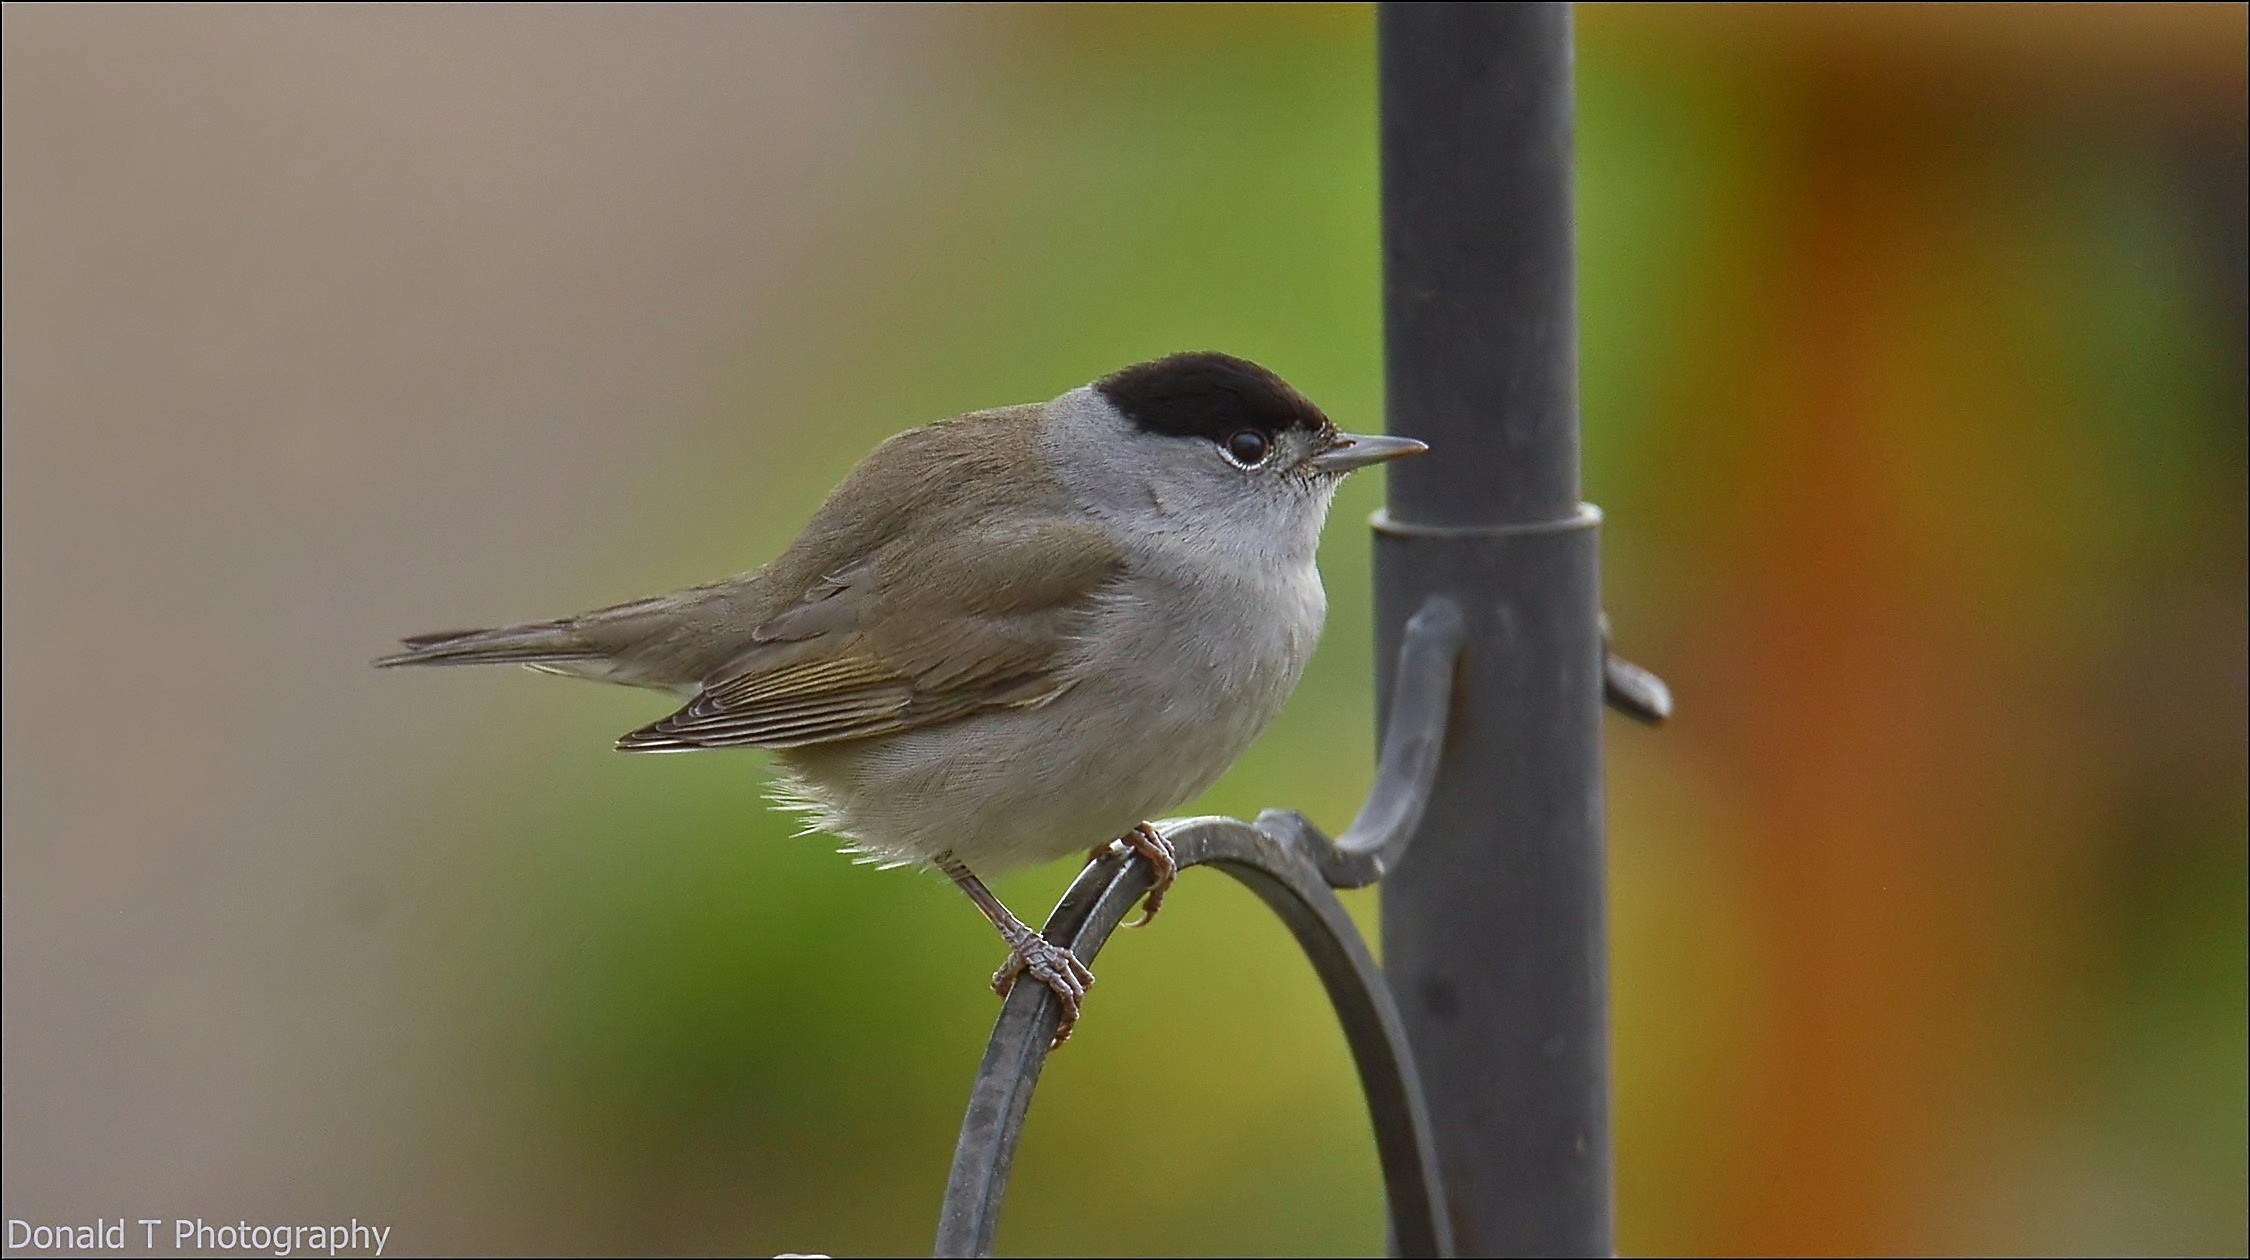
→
(378, 351, 1425, 1042)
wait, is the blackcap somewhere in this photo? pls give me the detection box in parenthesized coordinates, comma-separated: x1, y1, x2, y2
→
(379, 351, 1426, 1042)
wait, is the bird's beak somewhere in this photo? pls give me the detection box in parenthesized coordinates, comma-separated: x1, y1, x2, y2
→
(1308, 432, 1429, 474)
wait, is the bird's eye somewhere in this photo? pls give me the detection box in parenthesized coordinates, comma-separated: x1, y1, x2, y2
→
(1224, 430, 1270, 467)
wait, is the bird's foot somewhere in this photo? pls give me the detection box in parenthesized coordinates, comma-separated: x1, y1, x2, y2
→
(1089, 821, 1177, 929)
(991, 928, 1096, 1047)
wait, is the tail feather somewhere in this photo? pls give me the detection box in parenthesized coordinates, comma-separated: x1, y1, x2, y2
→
(373, 620, 600, 668)
(396, 627, 494, 649)
(378, 576, 762, 688)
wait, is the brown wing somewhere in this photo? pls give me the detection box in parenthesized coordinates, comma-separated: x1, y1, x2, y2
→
(614, 518, 1123, 751)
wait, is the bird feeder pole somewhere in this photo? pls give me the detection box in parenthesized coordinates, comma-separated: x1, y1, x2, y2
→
(1374, 4, 1614, 1254)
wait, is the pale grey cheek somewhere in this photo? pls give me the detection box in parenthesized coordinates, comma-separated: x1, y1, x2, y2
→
(1038, 388, 1339, 560)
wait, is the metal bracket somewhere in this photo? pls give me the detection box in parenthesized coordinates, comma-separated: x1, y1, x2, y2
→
(931, 595, 1667, 1257)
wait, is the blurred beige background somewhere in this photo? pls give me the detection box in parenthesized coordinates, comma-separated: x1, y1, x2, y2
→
(6, 4, 2244, 1256)
(4, 3, 976, 1249)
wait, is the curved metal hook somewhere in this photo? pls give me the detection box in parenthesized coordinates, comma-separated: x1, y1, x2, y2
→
(932, 598, 1468, 1258)
(931, 819, 1457, 1258)
(1259, 596, 1466, 889)
(1600, 613, 1672, 725)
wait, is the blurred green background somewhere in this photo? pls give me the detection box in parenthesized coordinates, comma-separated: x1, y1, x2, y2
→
(4, 4, 2243, 1255)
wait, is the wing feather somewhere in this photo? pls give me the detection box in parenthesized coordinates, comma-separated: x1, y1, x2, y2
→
(615, 517, 1121, 752)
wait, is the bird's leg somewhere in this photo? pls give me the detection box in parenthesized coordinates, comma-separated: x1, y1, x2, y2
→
(1087, 822, 1177, 929)
(935, 851, 1095, 1047)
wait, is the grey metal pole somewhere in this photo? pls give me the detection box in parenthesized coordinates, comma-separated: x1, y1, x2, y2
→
(1374, 4, 1611, 1256)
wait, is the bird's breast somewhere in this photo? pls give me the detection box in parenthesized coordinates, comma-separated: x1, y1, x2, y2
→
(1058, 555, 1325, 792)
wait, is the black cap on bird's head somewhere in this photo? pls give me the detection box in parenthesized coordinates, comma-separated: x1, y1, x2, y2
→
(1094, 352, 1335, 446)
(1093, 351, 1426, 476)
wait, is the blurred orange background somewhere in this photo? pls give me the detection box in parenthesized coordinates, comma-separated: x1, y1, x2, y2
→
(4, 4, 2243, 1255)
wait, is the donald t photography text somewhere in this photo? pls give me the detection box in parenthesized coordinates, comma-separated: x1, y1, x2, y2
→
(5, 1218, 391, 1257)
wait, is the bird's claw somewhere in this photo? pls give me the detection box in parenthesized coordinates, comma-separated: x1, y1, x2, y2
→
(991, 932, 1096, 1047)
(1088, 821, 1177, 929)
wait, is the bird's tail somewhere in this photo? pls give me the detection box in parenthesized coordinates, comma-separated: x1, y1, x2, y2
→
(372, 619, 600, 669)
